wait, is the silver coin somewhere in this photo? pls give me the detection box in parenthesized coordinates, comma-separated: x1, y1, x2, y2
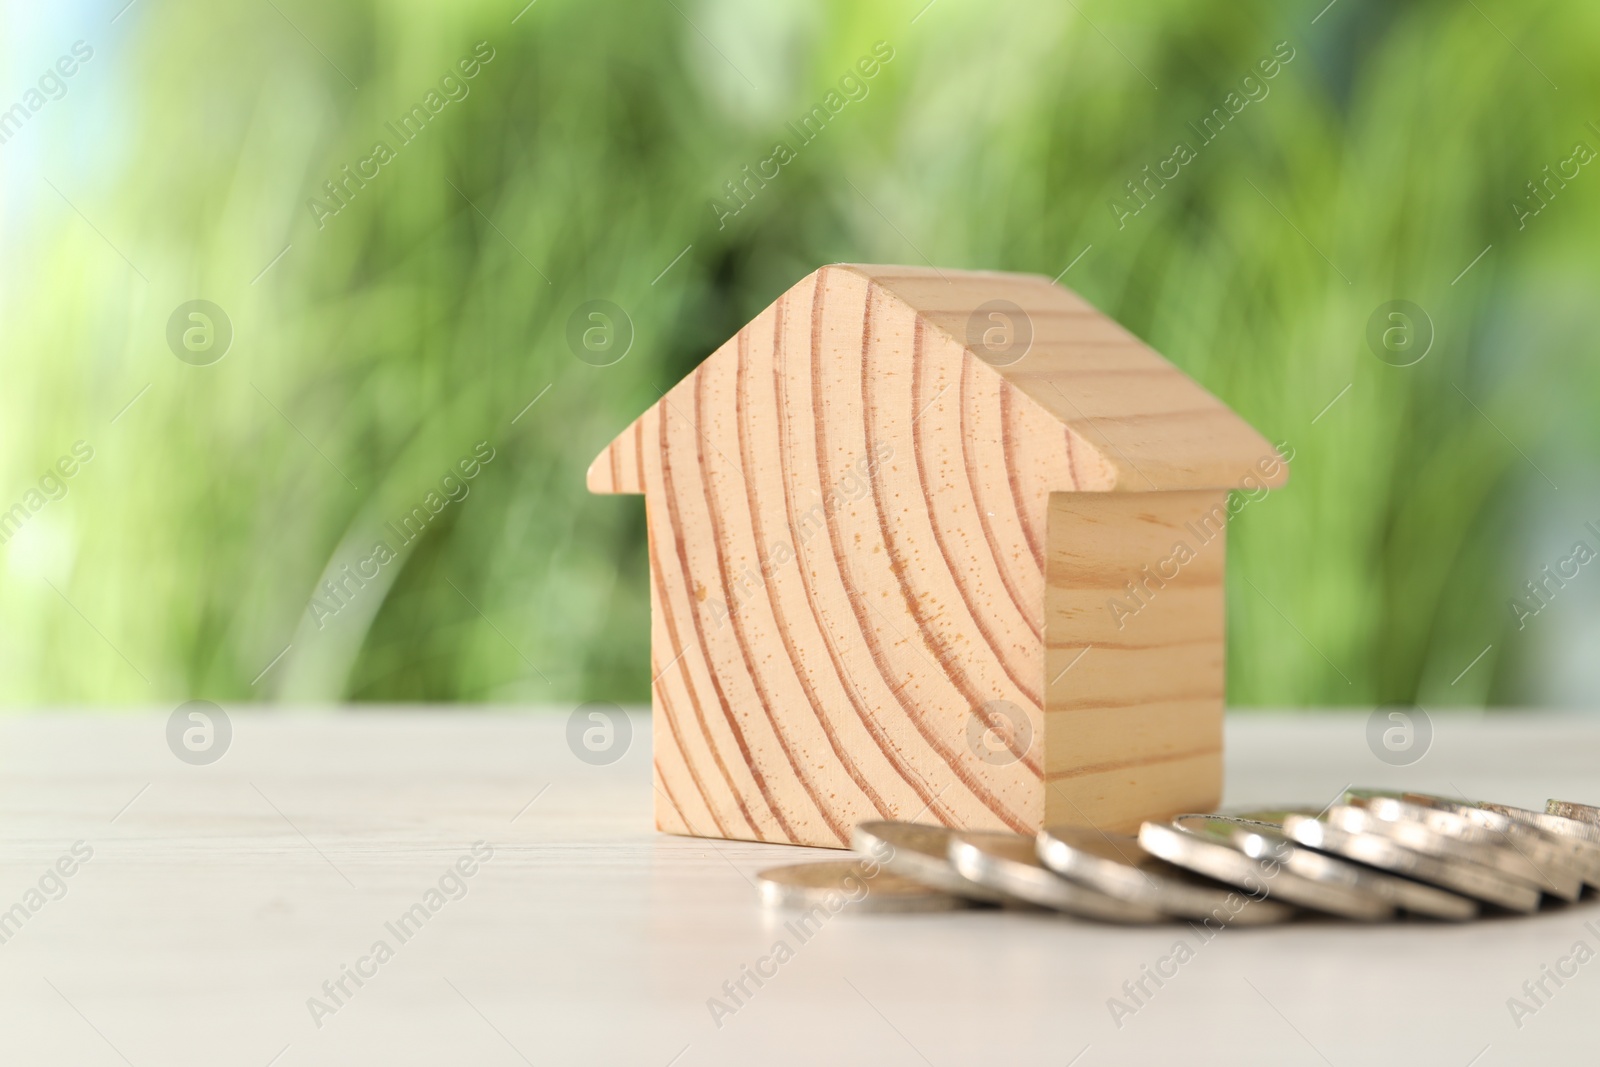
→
(756, 860, 965, 913)
(1311, 807, 1540, 912)
(1548, 799, 1600, 825)
(1138, 815, 1394, 921)
(1222, 812, 1472, 921)
(1036, 825, 1296, 925)
(1228, 810, 1480, 920)
(1419, 791, 1600, 876)
(947, 832, 1166, 923)
(851, 821, 1008, 903)
(1485, 801, 1600, 879)
(1483, 800, 1600, 848)
(1342, 792, 1583, 900)
(1350, 789, 1600, 891)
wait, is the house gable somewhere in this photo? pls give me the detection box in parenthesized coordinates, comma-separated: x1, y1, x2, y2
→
(590, 263, 1286, 496)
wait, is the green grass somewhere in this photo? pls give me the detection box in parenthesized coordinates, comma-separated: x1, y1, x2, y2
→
(2, 0, 1595, 707)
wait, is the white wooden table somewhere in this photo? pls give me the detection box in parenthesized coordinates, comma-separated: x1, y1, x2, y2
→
(2, 710, 1597, 1066)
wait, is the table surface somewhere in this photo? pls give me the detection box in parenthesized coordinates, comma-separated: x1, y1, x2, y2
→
(3, 709, 1599, 1066)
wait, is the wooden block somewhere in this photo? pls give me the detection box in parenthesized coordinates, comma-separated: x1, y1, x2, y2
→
(1042, 489, 1232, 832)
(589, 264, 1284, 847)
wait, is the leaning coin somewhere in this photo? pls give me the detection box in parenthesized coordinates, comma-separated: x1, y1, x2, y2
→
(1229, 812, 1477, 921)
(1342, 793, 1582, 900)
(1483, 800, 1600, 849)
(1354, 789, 1600, 891)
(1036, 825, 1295, 925)
(948, 832, 1166, 923)
(1483, 800, 1600, 884)
(1267, 819, 1478, 921)
(1548, 799, 1600, 825)
(1413, 791, 1600, 880)
(757, 860, 965, 913)
(1313, 807, 1540, 912)
(852, 821, 1007, 903)
(1138, 816, 1394, 921)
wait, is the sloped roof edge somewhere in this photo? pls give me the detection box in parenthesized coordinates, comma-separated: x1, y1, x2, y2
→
(587, 263, 1287, 495)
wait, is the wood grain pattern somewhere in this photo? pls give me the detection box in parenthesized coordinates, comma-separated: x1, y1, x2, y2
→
(1042, 489, 1230, 832)
(589, 264, 1284, 847)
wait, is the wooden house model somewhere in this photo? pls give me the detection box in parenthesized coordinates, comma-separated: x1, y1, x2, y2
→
(588, 264, 1286, 848)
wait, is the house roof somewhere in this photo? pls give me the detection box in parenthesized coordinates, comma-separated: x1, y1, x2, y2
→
(588, 263, 1286, 494)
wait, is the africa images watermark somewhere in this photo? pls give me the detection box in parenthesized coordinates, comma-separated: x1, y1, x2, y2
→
(307, 41, 498, 230)
(0, 39, 94, 149)
(1104, 444, 1293, 631)
(705, 844, 893, 1030)
(307, 441, 496, 628)
(1505, 917, 1600, 1030)
(1509, 126, 1597, 231)
(567, 701, 633, 766)
(701, 441, 894, 632)
(1109, 40, 1297, 230)
(1106, 851, 1281, 1029)
(0, 441, 95, 548)
(306, 841, 494, 1028)
(1507, 518, 1600, 631)
(0, 841, 94, 948)
(708, 41, 896, 230)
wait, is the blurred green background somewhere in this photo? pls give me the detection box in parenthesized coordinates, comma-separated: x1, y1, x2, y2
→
(2, 0, 1596, 708)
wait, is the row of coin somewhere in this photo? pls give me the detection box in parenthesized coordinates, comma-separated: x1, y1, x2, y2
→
(756, 792, 1600, 923)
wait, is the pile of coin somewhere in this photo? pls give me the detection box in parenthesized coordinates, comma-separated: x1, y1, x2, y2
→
(755, 792, 1600, 923)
